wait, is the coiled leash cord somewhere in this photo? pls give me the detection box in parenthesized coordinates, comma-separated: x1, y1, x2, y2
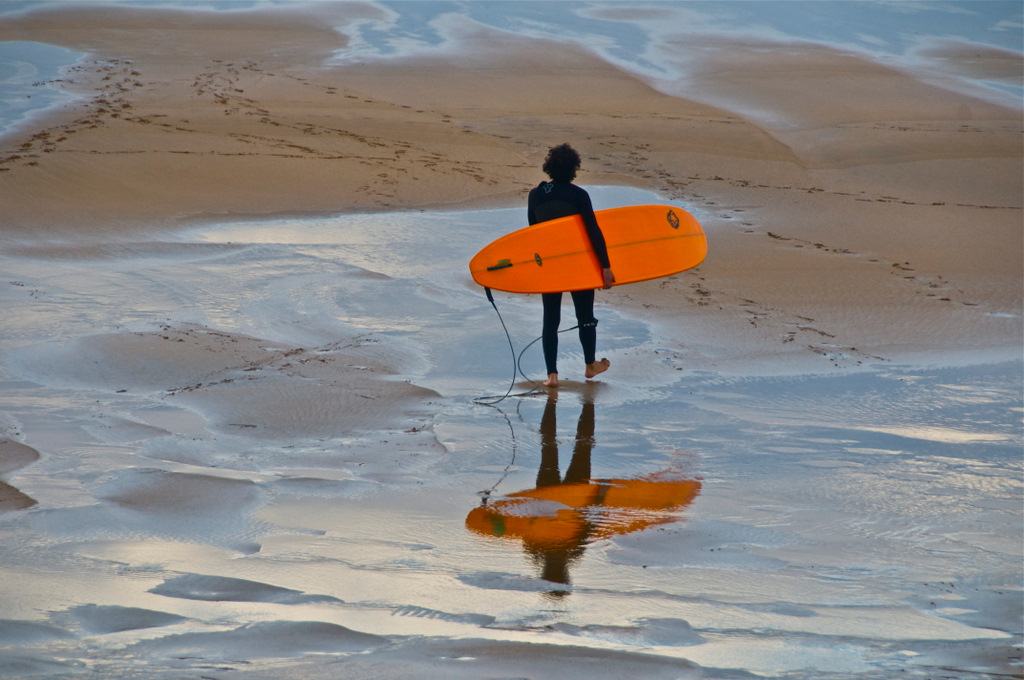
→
(472, 287, 577, 406)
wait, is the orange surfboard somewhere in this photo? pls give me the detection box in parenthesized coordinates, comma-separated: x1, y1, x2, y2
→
(469, 204, 706, 294)
(466, 474, 702, 551)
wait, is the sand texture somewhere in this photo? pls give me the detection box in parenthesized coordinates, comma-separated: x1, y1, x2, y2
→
(0, 3, 1020, 679)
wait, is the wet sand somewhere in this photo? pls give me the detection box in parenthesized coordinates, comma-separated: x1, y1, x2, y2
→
(0, 3, 1021, 679)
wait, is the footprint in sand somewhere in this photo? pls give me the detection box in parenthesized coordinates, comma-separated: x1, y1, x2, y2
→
(766, 230, 979, 308)
(661, 272, 885, 368)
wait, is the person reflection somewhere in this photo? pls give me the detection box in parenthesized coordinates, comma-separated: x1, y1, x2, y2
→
(466, 391, 700, 596)
(531, 390, 594, 591)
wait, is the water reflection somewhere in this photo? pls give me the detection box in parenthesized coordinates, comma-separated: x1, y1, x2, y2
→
(467, 391, 700, 596)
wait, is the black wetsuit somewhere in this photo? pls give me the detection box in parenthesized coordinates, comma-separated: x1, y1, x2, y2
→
(527, 181, 611, 376)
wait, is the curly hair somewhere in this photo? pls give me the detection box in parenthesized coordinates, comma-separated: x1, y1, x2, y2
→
(542, 143, 581, 183)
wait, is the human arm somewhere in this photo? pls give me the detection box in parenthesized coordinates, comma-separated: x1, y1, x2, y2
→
(527, 187, 539, 226)
(575, 188, 614, 286)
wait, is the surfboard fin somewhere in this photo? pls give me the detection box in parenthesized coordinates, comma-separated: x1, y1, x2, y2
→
(487, 259, 513, 271)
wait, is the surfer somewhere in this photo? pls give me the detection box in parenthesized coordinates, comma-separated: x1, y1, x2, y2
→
(528, 143, 615, 388)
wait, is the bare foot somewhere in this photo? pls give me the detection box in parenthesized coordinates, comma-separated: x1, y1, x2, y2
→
(543, 373, 559, 387)
(585, 358, 610, 379)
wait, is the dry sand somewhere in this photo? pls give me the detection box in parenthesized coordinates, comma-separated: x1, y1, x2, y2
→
(0, 3, 1020, 679)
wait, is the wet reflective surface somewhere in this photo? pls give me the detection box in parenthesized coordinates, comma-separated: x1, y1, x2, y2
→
(467, 391, 701, 596)
(0, 188, 1020, 678)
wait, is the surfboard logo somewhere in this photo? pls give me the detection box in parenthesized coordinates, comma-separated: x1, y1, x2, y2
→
(667, 210, 680, 229)
(534, 253, 543, 267)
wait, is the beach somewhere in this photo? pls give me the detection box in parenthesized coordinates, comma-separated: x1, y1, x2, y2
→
(0, 2, 1021, 678)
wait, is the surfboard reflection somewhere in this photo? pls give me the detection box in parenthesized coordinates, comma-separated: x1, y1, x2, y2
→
(466, 391, 700, 596)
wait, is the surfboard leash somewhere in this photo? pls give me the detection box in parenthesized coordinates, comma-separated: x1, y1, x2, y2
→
(473, 287, 578, 406)
(473, 287, 534, 405)
(474, 399, 521, 503)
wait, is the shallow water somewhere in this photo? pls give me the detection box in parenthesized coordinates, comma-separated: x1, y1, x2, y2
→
(0, 40, 85, 137)
(0, 187, 1020, 678)
(1, 1, 1021, 135)
(339, 0, 1024, 101)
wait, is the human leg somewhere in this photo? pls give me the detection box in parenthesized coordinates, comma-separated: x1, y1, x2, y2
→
(570, 289, 610, 379)
(570, 289, 597, 365)
(541, 292, 562, 385)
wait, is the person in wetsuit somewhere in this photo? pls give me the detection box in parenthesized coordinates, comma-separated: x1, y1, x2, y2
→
(527, 143, 616, 388)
